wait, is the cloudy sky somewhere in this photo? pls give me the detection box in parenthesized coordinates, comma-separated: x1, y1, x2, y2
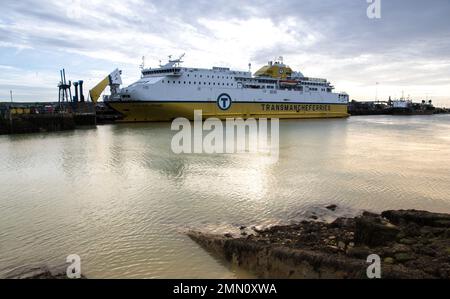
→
(0, 0, 449, 106)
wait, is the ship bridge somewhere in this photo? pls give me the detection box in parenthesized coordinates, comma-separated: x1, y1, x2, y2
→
(141, 54, 186, 77)
(142, 68, 182, 77)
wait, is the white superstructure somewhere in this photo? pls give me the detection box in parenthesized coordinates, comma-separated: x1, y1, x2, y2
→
(116, 55, 347, 105)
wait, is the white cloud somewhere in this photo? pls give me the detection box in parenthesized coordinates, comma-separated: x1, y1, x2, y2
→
(0, 0, 449, 105)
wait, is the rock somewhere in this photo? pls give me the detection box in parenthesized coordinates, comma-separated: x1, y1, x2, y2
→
(430, 228, 447, 237)
(346, 246, 371, 258)
(330, 217, 354, 228)
(396, 231, 406, 240)
(362, 211, 379, 218)
(326, 204, 337, 211)
(399, 238, 417, 245)
(394, 253, 414, 263)
(402, 223, 421, 237)
(187, 209, 450, 279)
(415, 246, 436, 257)
(444, 229, 450, 239)
(392, 243, 411, 253)
(327, 245, 340, 253)
(435, 220, 450, 227)
(6, 266, 85, 279)
(252, 226, 263, 233)
(355, 215, 400, 246)
(382, 210, 450, 227)
(438, 266, 450, 279)
(420, 226, 433, 234)
(239, 226, 246, 230)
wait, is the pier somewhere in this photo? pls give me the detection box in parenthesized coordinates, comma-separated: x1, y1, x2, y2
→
(348, 99, 449, 116)
(0, 102, 96, 135)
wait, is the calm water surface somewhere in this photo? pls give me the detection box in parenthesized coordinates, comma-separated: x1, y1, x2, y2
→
(1, 115, 450, 278)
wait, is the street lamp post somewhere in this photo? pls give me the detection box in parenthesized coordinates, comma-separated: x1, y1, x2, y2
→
(375, 82, 379, 102)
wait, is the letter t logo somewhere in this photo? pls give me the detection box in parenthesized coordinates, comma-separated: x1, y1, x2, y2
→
(221, 97, 228, 108)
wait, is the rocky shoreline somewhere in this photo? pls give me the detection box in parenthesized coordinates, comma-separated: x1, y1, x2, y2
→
(188, 208, 450, 279)
(5, 266, 77, 279)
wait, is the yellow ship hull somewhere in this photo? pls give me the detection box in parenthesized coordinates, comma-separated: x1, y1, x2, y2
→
(107, 101, 349, 122)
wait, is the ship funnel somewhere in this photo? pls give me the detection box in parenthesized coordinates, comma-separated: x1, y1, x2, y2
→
(73, 81, 79, 102)
(78, 80, 85, 102)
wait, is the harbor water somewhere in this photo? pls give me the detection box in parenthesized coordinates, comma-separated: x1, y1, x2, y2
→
(1, 115, 450, 278)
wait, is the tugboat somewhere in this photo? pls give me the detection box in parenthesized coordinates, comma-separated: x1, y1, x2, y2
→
(388, 98, 435, 115)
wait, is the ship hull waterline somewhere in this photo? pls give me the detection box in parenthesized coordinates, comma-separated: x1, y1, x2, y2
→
(107, 101, 349, 122)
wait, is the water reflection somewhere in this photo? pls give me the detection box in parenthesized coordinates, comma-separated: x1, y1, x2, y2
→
(1, 115, 450, 278)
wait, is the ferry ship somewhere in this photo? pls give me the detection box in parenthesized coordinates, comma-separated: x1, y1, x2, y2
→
(103, 55, 349, 121)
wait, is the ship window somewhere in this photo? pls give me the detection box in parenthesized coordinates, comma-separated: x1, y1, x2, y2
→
(189, 81, 191, 84)
(212, 76, 214, 78)
(162, 80, 164, 83)
(204, 82, 206, 85)
(195, 75, 197, 77)
(194, 81, 196, 84)
(227, 83, 229, 86)
(187, 74, 190, 77)
(213, 83, 215, 85)
(209, 82, 211, 85)
(200, 75, 202, 78)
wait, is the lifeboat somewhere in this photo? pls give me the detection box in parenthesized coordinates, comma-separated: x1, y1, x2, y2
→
(279, 79, 298, 86)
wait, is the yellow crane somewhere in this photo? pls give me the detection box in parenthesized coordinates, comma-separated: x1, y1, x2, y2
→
(89, 69, 122, 103)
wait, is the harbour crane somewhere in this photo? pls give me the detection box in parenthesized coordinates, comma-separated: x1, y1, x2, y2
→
(89, 69, 122, 103)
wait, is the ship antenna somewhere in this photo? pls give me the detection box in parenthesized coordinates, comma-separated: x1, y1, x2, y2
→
(248, 63, 252, 73)
(140, 56, 145, 70)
